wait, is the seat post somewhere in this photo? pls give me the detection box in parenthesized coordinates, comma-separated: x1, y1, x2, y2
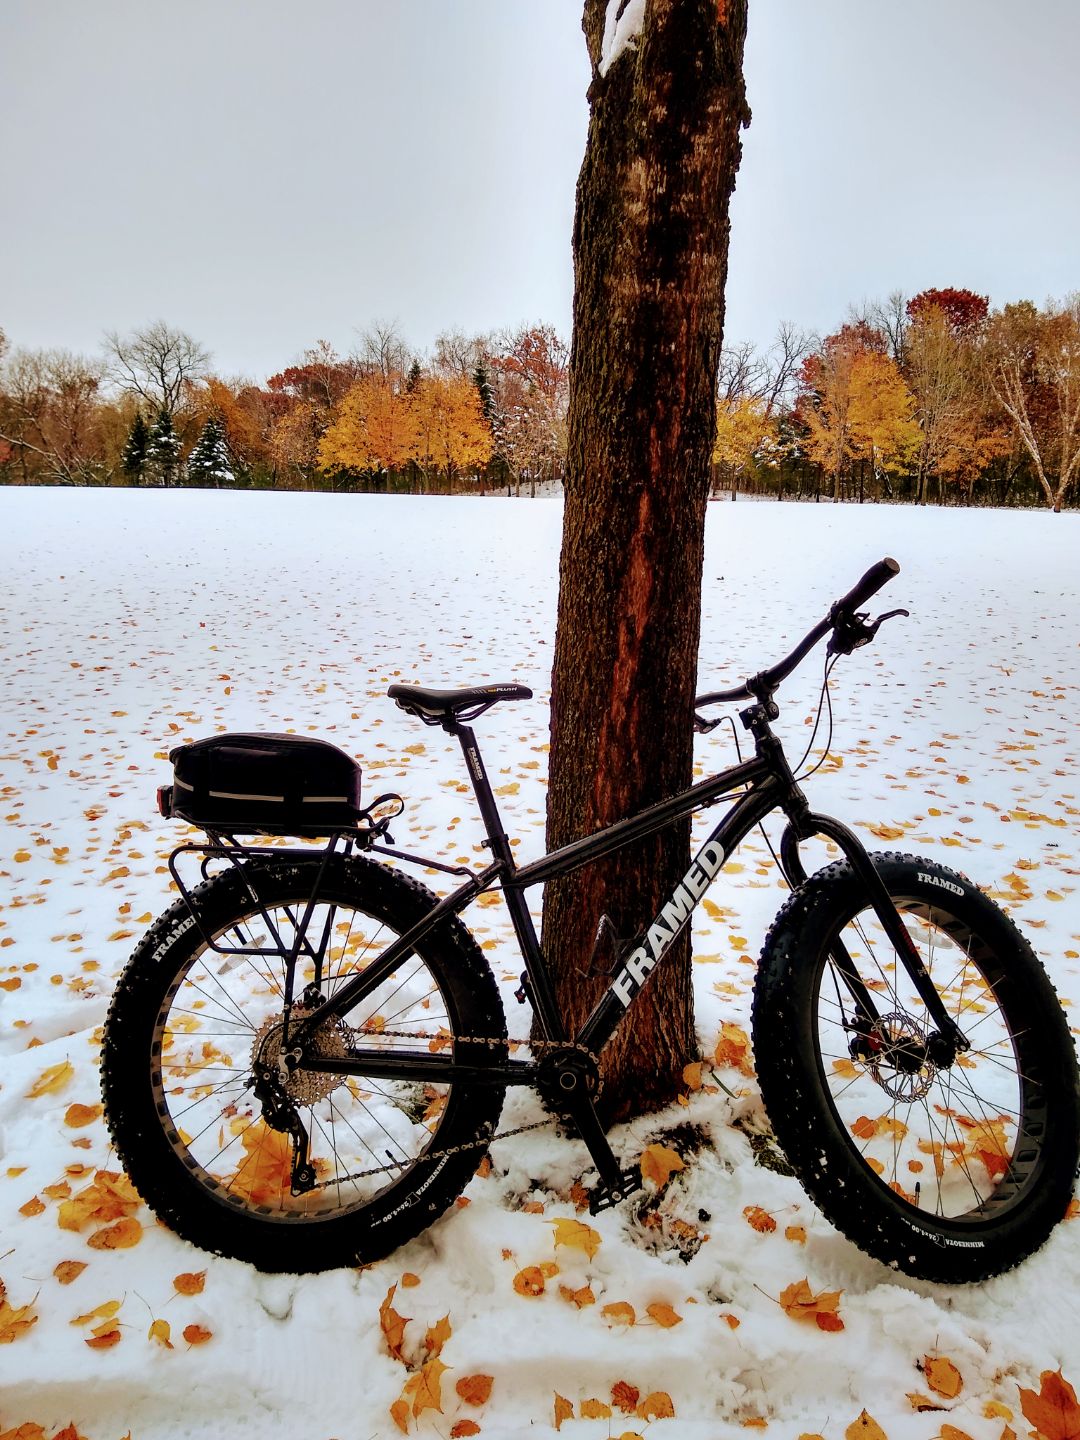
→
(448, 722, 514, 869)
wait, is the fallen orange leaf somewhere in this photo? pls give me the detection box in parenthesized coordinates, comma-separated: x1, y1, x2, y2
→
(637, 1392, 675, 1421)
(450, 1424, 481, 1438)
(601, 1301, 637, 1326)
(924, 1356, 963, 1400)
(779, 1278, 844, 1331)
(743, 1205, 777, 1234)
(639, 1143, 685, 1190)
(424, 1314, 452, 1360)
(456, 1375, 493, 1406)
(646, 1301, 682, 1328)
(182, 1324, 212, 1345)
(581, 1400, 612, 1419)
(612, 1381, 641, 1413)
(379, 1284, 411, 1362)
(845, 1412, 888, 1440)
(63, 1103, 102, 1128)
(173, 1271, 206, 1297)
(87, 1217, 142, 1250)
(1017, 1369, 1080, 1440)
(53, 1261, 87, 1285)
(0, 1298, 38, 1344)
(554, 1394, 574, 1431)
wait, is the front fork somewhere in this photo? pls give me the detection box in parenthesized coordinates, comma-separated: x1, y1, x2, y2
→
(779, 813, 968, 1058)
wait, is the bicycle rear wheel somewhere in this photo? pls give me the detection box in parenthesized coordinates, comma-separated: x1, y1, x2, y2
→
(102, 854, 507, 1272)
(753, 852, 1080, 1282)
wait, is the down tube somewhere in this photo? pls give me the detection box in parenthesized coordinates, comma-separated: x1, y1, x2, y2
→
(576, 777, 786, 1057)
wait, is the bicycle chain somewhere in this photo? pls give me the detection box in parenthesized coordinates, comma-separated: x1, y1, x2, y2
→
(307, 1025, 599, 1189)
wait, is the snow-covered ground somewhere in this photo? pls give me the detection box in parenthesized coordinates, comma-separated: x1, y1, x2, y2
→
(1, 489, 1078, 1439)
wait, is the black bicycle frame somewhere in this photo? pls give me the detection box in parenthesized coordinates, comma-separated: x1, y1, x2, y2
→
(296, 711, 963, 1088)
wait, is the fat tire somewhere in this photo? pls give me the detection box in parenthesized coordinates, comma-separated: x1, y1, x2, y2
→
(753, 851, 1080, 1283)
(101, 855, 507, 1273)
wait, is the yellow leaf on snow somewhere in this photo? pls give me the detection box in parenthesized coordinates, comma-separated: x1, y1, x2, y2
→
(389, 1399, 411, 1435)
(71, 1300, 121, 1327)
(907, 1393, 945, 1413)
(54, 1261, 87, 1285)
(646, 1302, 682, 1328)
(639, 1143, 685, 1190)
(581, 1400, 612, 1419)
(424, 1314, 452, 1360)
(845, 1411, 888, 1440)
(938, 1427, 976, 1440)
(714, 1021, 754, 1075)
(402, 1357, 447, 1419)
(87, 1217, 142, 1250)
(924, 1356, 963, 1399)
(148, 1319, 173, 1348)
(601, 1301, 637, 1326)
(513, 1264, 557, 1297)
(682, 1061, 703, 1091)
(25, 1061, 74, 1099)
(379, 1284, 411, 1362)
(779, 1278, 845, 1332)
(554, 1394, 574, 1431)
(637, 1393, 676, 1421)
(550, 1217, 601, 1258)
(64, 1103, 102, 1128)
(0, 1297, 39, 1344)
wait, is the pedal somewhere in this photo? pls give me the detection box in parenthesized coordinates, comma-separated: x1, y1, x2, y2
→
(588, 1166, 642, 1214)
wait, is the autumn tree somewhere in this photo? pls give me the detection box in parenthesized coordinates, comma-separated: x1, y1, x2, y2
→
(541, 0, 750, 1118)
(903, 290, 991, 503)
(318, 372, 418, 478)
(986, 296, 1080, 512)
(0, 347, 106, 484)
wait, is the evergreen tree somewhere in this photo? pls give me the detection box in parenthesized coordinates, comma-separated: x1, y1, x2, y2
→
(472, 361, 497, 426)
(186, 415, 235, 488)
(119, 411, 150, 484)
(145, 409, 183, 487)
(405, 358, 423, 393)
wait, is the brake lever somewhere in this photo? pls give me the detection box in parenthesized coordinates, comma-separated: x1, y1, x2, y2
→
(828, 607, 910, 656)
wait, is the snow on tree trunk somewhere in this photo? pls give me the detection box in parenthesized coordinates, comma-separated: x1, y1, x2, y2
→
(540, 0, 750, 1119)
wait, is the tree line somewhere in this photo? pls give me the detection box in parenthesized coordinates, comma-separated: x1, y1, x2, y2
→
(1, 287, 1077, 509)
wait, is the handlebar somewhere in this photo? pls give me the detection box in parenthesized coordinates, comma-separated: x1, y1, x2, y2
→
(695, 557, 903, 711)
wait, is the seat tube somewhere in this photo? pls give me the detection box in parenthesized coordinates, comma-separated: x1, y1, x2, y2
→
(451, 724, 514, 867)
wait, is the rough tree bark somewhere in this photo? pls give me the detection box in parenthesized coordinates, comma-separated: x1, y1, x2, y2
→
(541, 0, 750, 1120)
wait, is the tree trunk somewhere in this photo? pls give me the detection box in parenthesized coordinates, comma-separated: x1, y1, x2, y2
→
(541, 0, 749, 1121)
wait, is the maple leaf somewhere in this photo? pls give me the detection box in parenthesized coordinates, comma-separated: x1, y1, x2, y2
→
(173, 1271, 206, 1296)
(0, 1296, 38, 1344)
(613, 1381, 641, 1413)
(0, 1424, 48, 1439)
(845, 1412, 888, 1440)
(379, 1284, 411, 1362)
(1018, 1369, 1080, 1440)
(743, 1205, 777, 1233)
(456, 1375, 493, 1406)
(550, 1217, 601, 1258)
(924, 1356, 963, 1400)
(554, 1394, 574, 1431)
(403, 1357, 447, 1419)
(639, 1143, 685, 1190)
(714, 1021, 754, 1075)
(424, 1314, 452, 1360)
(779, 1278, 845, 1331)
(646, 1302, 682, 1328)
(25, 1061, 74, 1099)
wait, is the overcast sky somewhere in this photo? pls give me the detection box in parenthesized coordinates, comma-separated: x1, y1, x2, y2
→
(2, 0, 1078, 379)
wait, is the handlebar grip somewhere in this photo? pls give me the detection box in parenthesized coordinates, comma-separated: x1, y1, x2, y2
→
(833, 557, 900, 615)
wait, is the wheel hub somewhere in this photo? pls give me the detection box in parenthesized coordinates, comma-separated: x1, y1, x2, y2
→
(252, 1006, 351, 1106)
(859, 1011, 937, 1101)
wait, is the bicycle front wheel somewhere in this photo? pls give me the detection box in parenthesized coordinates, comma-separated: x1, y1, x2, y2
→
(753, 852, 1080, 1282)
(102, 855, 508, 1273)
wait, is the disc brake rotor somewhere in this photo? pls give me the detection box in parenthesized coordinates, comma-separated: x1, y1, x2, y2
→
(866, 1010, 937, 1102)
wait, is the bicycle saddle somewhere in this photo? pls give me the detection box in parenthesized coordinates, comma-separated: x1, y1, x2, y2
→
(387, 681, 533, 722)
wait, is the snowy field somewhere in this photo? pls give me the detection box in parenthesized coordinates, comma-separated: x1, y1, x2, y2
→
(1, 488, 1078, 1439)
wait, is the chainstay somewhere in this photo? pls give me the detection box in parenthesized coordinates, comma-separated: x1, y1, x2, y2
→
(307, 1026, 596, 1189)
